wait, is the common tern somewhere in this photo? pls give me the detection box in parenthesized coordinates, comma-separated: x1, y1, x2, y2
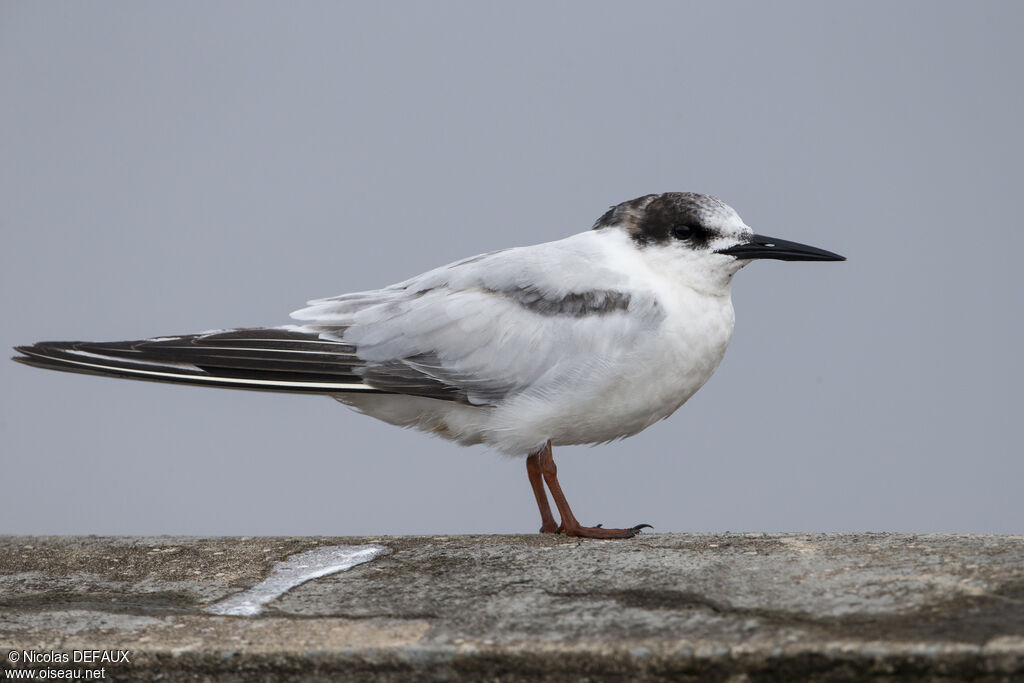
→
(14, 192, 844, 538)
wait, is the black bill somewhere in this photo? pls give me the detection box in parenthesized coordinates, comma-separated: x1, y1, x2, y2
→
(717, 234, 845, 262)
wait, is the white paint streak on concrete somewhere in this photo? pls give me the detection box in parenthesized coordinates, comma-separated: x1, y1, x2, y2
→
(204, 544, 387, 616)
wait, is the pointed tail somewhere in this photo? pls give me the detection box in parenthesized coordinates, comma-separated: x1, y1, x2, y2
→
(12, 328, 384, 395)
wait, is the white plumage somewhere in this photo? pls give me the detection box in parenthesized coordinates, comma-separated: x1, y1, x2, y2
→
(292, 227, 738, 454)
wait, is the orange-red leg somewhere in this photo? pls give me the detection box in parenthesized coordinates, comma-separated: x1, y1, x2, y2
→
(529, 440, 650, 539)
(526, 450, 560, 533)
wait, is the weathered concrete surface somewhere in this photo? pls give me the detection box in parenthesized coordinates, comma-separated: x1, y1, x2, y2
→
(1, 533, 1023, 681)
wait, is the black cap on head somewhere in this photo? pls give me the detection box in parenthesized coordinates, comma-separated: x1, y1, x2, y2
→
(592, 192, 734, 248)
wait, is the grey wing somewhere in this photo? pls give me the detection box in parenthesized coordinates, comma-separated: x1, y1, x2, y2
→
(291, 243, 663, 406)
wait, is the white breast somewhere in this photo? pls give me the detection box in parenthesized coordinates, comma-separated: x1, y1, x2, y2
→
(478, 240, 738, 453)
(483, 289, 735, 452)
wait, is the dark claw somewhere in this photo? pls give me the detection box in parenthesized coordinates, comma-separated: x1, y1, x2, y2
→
(594, 523, 603, 528)
(631, 524, 653, 532)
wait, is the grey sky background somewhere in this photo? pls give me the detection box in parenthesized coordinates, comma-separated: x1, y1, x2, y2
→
(2, 2, 1021, 536)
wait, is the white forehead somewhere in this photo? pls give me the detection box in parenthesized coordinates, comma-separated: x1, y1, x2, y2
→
(701, 200, 750, 238)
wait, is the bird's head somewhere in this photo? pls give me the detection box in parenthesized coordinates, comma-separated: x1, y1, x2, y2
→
(592, 192, 844, 291)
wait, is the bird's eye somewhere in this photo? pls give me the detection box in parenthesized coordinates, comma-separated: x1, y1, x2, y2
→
(671, 223, 699, 240)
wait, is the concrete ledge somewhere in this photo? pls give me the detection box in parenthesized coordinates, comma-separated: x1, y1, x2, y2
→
(1, 534, 1023, 681)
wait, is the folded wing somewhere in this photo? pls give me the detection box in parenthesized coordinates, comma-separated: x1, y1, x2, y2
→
(292, 237, 663, 406)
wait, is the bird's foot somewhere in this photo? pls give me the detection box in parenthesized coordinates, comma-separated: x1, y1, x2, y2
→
(562, 523, 652, 539)
(539, 521, 563, 534)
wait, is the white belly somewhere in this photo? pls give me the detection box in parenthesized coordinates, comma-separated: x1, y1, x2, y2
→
(338, 291, 736, 456)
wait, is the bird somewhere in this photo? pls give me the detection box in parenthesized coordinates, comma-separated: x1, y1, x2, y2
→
(13, 192, 844, 539)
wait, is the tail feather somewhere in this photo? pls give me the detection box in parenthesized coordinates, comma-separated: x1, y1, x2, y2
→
(12, 328, 385, 395)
